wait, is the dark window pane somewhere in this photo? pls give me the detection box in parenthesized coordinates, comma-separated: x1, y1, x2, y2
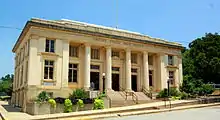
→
(68, 69, 72, 82)
(90, 65, 99, 70)
(131, 68, 137, 73)
(44, 67, 48, 79)
(49, 61, 54, 66)
(112, 67, 120, 71)
(69, 64, 72, 68)
(73, 64, 78, 68)
(49, 67, 53, 79)
(50, 40, 55, 52)
(45, 60, 48, 65)
(73, 70, 77, 82)
(45, 40, 50, 52)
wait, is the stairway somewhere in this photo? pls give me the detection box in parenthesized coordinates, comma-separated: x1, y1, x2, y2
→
(107, 91, 152, 108)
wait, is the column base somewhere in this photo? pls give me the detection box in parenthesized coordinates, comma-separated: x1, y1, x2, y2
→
(84, 87, 90, 91)
(125, 89, 133, 92)
(105, 88, 114, 93)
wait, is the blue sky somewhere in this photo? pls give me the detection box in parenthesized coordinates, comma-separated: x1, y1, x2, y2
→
(0, 0, 220, 77)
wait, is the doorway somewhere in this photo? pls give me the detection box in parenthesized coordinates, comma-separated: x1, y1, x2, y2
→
(132, 75, 137, 92)
(112, 73, 120, 91)
(90, 72, 100, 90)
(149, 70, 153, 87)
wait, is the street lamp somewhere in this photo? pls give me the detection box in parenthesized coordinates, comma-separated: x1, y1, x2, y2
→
(167, 77, 170, 98)
(102, 73, 105, 92)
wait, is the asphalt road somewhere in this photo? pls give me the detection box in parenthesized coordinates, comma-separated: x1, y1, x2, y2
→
(104, 106, 220, 120)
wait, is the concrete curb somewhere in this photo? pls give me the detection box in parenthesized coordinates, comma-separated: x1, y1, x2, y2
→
(74, 103, 220, 120)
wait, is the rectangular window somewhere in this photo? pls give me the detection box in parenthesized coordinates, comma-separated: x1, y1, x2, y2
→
(90, 65, 100, 70)
(69, 46, 78, 57)
(68, 63, 78, 82)
(25, 61, 28, 84)
(169, 71, 175, 85)
(45, 39, 55, 53)
(131, 68, 137, 73)
(168, 55, 174, 65)
(148, 55, 153, 65)
(112, 51, 120, 58)
(91, 48, 100, 59)
(44, 60, 54, 80)
(131, 53, 137, 64)
(112, 67, 120, 71)
(20, 66, 23, 86)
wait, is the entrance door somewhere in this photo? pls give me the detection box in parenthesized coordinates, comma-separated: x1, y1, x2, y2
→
(90, 72, 100, 90)
(149, 70, 153, 87)
(132, 75, 137, 92)
(112, 74, 120, 91)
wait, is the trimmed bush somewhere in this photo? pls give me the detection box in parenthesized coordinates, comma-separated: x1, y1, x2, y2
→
(93, 98, 104, 110)
(64, 99, 72, 113)
(48, 99, 56, 108)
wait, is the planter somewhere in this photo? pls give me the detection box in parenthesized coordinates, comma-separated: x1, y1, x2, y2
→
(26, 102, 50, 115)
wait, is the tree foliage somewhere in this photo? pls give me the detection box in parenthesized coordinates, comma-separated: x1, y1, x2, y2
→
(0, 74, 13, 96)
(185, 33, 220, 84)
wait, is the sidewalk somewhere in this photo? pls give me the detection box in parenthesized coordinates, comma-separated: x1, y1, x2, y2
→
(0, 101, 32, 120)
(0, 100, 219, 120)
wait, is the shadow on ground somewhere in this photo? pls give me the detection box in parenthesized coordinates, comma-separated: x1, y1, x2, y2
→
(2, 105, 21, 112)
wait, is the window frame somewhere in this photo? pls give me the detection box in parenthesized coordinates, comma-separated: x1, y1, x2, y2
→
(131, 53, 138, 64)
(44, 60, 55, 80)
(45, 39, 55, 53)
(68, 63, 78, 83)
(91, 48, 100, 60)
(168, 71, 175, 85)
(168, 55, 174, 66)
(69, 45, 79, 57)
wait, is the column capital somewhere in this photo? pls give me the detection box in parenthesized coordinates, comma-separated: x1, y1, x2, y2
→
(125, 48, 131, 52)
(84, 43, 91, 47)
(104, 45, 111, 49)
(143, 51, 148, 54)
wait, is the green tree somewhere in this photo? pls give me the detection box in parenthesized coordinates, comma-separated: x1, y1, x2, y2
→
(0, 74, 13, 96)
(186, 33, 220, 84)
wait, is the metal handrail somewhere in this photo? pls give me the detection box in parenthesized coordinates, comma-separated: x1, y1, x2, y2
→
(119, 86, 130, 100)
(142, 86, 153, 99)
(131, 92, 138, 104)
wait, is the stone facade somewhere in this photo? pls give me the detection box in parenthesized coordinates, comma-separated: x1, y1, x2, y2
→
(11, 18, 183, 111)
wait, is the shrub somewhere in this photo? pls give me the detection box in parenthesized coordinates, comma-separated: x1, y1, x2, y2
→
(201, 84, 214, 95)
(157, 88, 180, 98)
(97, 93, 106, 99)
(180, 92, 189, 99)
(93, 98, 104, 110)
(64, 99, 72, 113)
(157, 88, 168, 98)
(75, 99, 84, 111)
(36, 91, 50, 103)
(48, 99, 56, 108)
(69, 89, 88, 99)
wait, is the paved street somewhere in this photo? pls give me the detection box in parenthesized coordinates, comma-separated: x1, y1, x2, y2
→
(104, 106, 220, 120)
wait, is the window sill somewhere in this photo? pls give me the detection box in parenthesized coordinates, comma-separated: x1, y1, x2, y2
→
(43, 79, 56, 82)
(39, 52, 58, 57)
(166, 65, 178, 68)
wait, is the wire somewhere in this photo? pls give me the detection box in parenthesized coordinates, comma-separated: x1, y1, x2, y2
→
(0, 26, 22, 30)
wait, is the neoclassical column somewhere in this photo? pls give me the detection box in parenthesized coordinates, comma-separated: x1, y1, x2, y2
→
(105, 46, 112, 90)
(143, 51, 149, 90)
(125, 49, 132, 91)
(84, 44, 91, 90)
